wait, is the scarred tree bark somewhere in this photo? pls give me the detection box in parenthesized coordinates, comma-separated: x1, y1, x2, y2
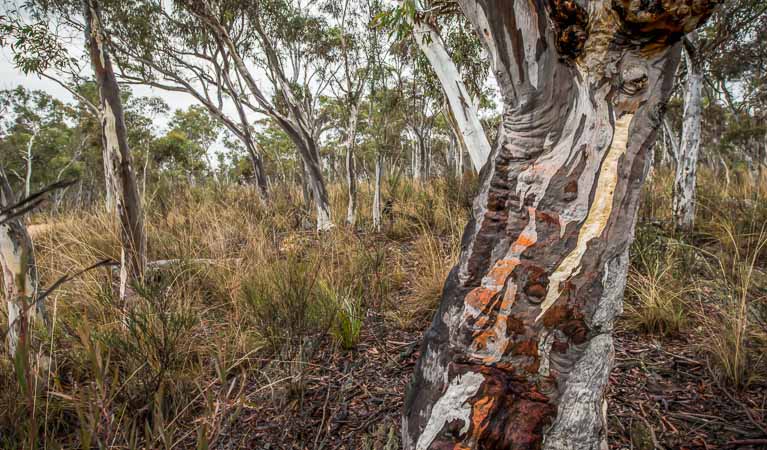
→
(84, 0, 146, 298)
(672, 34, 703, 231)
(403, 0, 719, 448)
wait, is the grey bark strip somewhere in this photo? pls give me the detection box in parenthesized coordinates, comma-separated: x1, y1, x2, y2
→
(402, 0, 720, 448)
(373, 153, 383, 232)
(346, 102, 360, 226)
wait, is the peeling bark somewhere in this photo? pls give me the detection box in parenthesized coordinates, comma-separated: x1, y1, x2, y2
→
(84, 0, 146, 296)
(672, 35, 703, 232)
(403, 0, 719, 448)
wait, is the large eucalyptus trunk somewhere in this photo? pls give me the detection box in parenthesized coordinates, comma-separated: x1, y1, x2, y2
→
(403, 0, 718, 448)
(373, 153, 383, 232)
(412, 17, 490, 172)
(346, 103, 360, 226)
(0, 170, 42, 357)
(84, 0, 146, 297)
(672, 36, 703, 231)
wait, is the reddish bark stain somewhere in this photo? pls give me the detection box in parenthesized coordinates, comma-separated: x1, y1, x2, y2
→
(541, 303, 570, 327)
(512, 339, 538, 357)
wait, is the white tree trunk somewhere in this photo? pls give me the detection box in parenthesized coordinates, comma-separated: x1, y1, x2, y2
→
(24, 130, 37, 199)
(102, 118, 116, 212)
(411, 18, 491, 172)
(373, 153, 383, 232)
(672, 36, 703, 231)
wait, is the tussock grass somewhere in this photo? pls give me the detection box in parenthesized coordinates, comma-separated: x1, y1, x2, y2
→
(635, 165, 767, 388)
(625, 236, 692, 336)
(2, 165, 767, 447)
(0, 177, 473, 448)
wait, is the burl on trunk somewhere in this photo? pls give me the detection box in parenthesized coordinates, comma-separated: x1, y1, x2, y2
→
(403, 0, 719, 448)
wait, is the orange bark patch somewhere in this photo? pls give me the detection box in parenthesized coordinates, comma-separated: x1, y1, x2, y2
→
(465, 287, 498, 311)
(512, 339, 538, 357)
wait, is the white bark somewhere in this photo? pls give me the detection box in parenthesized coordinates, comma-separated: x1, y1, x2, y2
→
(102, 119, 116, 212)
(24, 130, 37, 199)
(672, 36, 703, 231)
(373, 154, 383, 232)
(85, 0, 146, 294)
(411, 18, 490, 172)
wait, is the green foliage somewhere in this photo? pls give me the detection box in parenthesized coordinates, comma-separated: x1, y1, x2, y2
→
(0, 14, 74, 74)
(322, 282, 364, 350)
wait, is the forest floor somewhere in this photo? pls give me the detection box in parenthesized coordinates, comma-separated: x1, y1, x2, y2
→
(220, 312, 767, 450)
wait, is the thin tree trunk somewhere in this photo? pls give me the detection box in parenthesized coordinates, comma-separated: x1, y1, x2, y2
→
(218, 52, 269, 198)
(672, 35, 703, 232)
(101, 123, 116, 211)
(346, 102, 360, 226)
(24, 130, 37, 199)
(300, 160, 312, 209)
(416, 136, 428, 183)
(84, 0, 145, 298)
(719, 153, 731, 186)
(142, 147, 149, 201)
(663, 117, 680, 166)
(403, 0, 716, 447)
(373, 153, 383, 232)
